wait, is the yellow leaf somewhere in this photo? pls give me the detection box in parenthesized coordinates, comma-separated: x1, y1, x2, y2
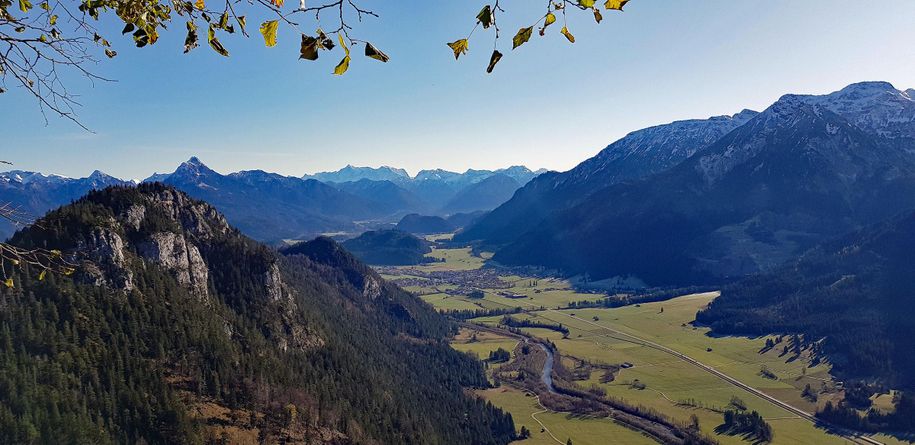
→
(38, 270, 46, 281)
(237, 16, 247, 33)
(3, 278, 13, 288)
(447, 38, 468, 60)
(604, 0, 629, 10)
(49, 14, 57, 25)
(334, 56, 351, 75)
(207, 25, 229, 56)
(579, 0, 595, 7)
(195, 0, 204, 10)
(561, 26, 575, 43)
(339, 33, 349, 56)
(545, 12, 556, 27)
(18, 0, 31, 13)
(271, 0, 283, 7)
(364, 42, 389, 62)
(259, 20, 278, 47)
(512, 27, 533, 50)
(333, 33, 350, 75)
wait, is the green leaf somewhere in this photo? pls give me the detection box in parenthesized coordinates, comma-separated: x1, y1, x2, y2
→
(447, 38, 469, 60)
(364, 42, 389, 62)
(333, 33, 350, 75)
(299, 35, 319, 60)
(218, 12, 228, 29)
(49, 14, 57, 25)
(38, 270, 46, 281)
(476, 5, 492, 29)
(486, 50, 502, 74)
(604, 0, 629, 10)
(184, 21, 198, 53)
(259, 20, 278, 47)
(512, 27, 533, 50)
(561, 26, 575, 43)
(207, 25, 229, 56)
(18, 0, 31, 13)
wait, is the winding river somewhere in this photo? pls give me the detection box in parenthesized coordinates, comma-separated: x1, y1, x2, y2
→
(535, 342, 556, 393)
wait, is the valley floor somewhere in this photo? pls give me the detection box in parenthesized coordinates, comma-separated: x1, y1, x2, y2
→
(380, 237, 909, 445)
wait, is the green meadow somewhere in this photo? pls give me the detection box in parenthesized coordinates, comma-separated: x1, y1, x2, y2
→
(389, 244, 903, 445)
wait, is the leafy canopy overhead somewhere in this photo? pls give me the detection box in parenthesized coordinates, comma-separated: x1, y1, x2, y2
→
(0, 0, 634, 126)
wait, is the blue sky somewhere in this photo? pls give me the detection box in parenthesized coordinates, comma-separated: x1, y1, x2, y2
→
(2, 0, 915, 180)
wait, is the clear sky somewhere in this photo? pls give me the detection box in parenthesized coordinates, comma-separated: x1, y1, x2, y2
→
(2, 0, 915, 180)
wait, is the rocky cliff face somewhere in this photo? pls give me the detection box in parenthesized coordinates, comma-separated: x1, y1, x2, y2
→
(23, 183, 322, 352)
(74, 186, 227, 300)
(136, 231, 209, 297)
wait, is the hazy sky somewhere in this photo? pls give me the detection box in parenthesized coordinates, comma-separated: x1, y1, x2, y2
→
(2, 0, 915, 180)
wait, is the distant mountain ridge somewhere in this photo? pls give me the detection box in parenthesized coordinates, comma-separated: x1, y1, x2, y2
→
(462, 81, 915, 286)
(1, 169, 133, 239)
(305, 164, 411, 183)
(3, 159, 546, 242)
(306, 164, 546, 186)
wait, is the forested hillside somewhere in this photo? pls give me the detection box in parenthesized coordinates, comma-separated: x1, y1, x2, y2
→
(339, 230, 432, 265)
(697, 210, 915, 388)
(0, 184, 515, 444)
(696, 210, 915, 433)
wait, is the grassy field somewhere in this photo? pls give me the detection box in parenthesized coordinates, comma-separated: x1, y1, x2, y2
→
(476, 386, 659, 445)
(450, 328, 520, 360)
(388, 243, 905, 445)
(419, 246, 486, 271)
(516, 295, 851, 445)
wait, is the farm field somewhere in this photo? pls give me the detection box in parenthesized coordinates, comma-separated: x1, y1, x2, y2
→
(476, 386, 659, 445)
(389, 242, 904, 445)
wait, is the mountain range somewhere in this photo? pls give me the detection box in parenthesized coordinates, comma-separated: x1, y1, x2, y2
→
(458, 81, 915, 286)
(0, 169, 132, 239)
(0, 160, 546, 242)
